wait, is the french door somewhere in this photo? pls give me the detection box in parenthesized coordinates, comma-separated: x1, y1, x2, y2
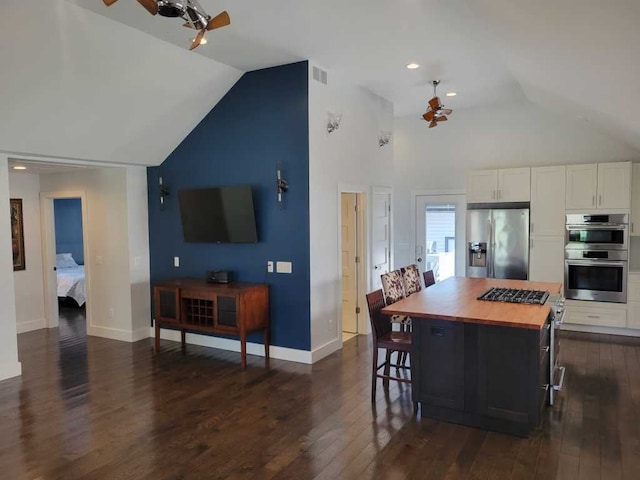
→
(415, 194, 466, 281)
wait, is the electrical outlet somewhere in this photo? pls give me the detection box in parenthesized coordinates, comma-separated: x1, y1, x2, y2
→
(267, 261, 274, 273)
(174, 256, 180, 267)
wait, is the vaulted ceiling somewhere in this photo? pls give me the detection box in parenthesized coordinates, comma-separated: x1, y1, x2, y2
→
(1, 0, 639, 165)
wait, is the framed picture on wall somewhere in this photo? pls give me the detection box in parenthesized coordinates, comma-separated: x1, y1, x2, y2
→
(10, 198, 25, 271)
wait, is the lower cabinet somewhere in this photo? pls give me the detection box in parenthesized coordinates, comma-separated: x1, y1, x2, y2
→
(564, 300, 626, 328)
(529, 236, 564, 283)
(627, 273, 640, 330)
(412, 318, 548, 436)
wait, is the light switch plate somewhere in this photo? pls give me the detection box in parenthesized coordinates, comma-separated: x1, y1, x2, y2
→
(267, 261, 274, 273)
(276, 261, 292, 274)
(174, 256, 180, 267)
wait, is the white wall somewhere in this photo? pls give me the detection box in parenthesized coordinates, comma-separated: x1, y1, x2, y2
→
(39, 167, 147, 342)
(308, 64, 394, 355)
(393, 100, 640, 267)
(0, 0, 241, 166)
(125, 167, 151, 341)
(9, 173, 46, 333)
(0, 155, 22, 380)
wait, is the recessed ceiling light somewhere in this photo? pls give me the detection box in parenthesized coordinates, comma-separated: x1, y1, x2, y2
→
(446, 92, 457, 97)
(13, 166, 26, 170)
(406, 63, 420, 70)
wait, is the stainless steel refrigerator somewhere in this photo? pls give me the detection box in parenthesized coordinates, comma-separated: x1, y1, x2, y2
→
(466, 207, 530, 280)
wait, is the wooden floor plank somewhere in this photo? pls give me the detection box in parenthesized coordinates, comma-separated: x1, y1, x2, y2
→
(1, 310, 640, 480)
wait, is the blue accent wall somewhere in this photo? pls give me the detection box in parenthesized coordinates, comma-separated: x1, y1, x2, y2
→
(54, 198, 84, 264)
(147, 61, 311, 351)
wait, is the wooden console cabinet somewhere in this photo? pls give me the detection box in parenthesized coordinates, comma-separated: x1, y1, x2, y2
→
(153, 279, 269, 368)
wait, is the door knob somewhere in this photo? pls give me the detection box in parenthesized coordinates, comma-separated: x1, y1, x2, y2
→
(374, 265, 380, 270)
(417, 257, 423, 263)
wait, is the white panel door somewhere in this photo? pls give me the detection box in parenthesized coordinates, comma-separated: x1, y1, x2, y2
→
(531, 166, 566, 236)
(371, 190, 391, 290)
(497, 167, 531, 202)
(466, 170, 497, 203)
(415, 194, 466, 281)
(597, 162, 632, 209)
(566, 164, 598, 210)
(341, 193, 358, 333)
(529, 235, 565, 283)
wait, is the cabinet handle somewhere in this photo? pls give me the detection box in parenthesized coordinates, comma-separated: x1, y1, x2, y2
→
(599, 195, 602, 206)
(592, 195, 595, 206)
(541, 346, 550, 353)
(587, 315, 601, 319)
(541, 384, 550, 391)
(545, 323, 551, 330)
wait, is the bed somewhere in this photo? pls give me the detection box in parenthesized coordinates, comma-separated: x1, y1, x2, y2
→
(56, 253, 86, 307)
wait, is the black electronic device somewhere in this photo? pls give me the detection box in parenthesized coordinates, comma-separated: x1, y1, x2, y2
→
(205, 270, 232, 284)
(178, 185, 258, 243)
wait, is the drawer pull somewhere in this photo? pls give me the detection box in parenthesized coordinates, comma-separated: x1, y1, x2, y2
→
(587, 315, 601, 319)
(545, 323, 551, 330)
(553, 366, 566, 391)
(541, 346, 549, 353)
(541, 383, 550, 391)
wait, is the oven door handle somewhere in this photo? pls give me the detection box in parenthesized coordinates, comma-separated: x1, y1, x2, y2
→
(566, 224, 627, 231)
(566, 259, 627, 268)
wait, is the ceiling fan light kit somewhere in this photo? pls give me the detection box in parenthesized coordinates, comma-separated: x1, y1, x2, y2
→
(422, 80, 453, 128)
(103, 0, 230, 50)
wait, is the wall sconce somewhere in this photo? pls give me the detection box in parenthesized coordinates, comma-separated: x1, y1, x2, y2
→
(327, 112, 342, 133)
(379, 131, 392, 147)
(276, 165, 288, 209)
(159, 176, 170, 210)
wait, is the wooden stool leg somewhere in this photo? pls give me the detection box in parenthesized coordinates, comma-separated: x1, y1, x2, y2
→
(371, 346, 378, 402)
(181, 329, 186, 352)
(154, 321, 160, 353)
(383, 350, 391, 388)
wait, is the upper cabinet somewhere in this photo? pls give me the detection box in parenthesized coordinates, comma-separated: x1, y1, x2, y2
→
(530, 166, 566, 236)
(467, 168, 531, 203)
(566, 162, 631, 210)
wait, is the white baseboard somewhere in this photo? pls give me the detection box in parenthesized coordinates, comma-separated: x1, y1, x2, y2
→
(16, 317, 46, 334)
(153, 327, 317, 364)
(0, 360, 22, 381)
(311, 338, 342, 363)
(562, 323, 640, 337)
(132, 327, 151, 342)
(88, 324, 142, 343)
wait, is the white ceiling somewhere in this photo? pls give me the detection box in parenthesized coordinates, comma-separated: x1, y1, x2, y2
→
(67, 0, 640, 150)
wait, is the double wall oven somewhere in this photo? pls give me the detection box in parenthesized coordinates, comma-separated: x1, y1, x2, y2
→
(564, 213, 628, 303)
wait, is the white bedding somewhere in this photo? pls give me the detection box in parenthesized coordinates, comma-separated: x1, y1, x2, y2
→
(57, 265, 86, 306)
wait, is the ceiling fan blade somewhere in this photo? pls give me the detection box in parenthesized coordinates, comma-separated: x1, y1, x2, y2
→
(435, 116, 448, 122)
(189, 29, 206, 50)
(428, 97, 441, 111)
(429, 120, 438, 128)
(207, 11, 231, 30)
(137, 0, 158, 15)
(423, 111, 434, 122)
(103, 0, 119, 5)
(440, 109, 453, 115)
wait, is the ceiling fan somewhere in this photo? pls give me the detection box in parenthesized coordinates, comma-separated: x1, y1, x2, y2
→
(103, 0, 230, 51)
(422, 80, 453, 128)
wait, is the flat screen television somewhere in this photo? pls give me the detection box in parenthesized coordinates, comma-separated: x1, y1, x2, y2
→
(177, 185, 258, 243)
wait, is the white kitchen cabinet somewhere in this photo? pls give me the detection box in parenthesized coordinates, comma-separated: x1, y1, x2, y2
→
(530, 166, 566, 236)
(597, 162, 632, 209)
(566, 164, 598, 209)
(467, 168, 530, 203)
(566, 162, 631, 210)
(466, 170, 498, 203)
(564, 300, 627, 328)
(630, 164, 640, 236)
(627, 273, 640, 329)
(497, 168, 531, 202)
(529, 235, 565, 283)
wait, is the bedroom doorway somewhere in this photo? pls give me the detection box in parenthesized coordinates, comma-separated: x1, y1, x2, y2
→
(40, 191, 90, 330)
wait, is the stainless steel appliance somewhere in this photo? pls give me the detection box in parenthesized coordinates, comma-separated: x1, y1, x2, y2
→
(546, 293, 566, 406)
(564, 213, 628, 303)
(467, 206, 530, 280)
(565, 213, 628, 250)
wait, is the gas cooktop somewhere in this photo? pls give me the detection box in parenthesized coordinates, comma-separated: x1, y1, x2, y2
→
(477, 287, 549, 305)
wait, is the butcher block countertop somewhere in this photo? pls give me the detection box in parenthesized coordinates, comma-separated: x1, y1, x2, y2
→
(382, 277, 562, 330)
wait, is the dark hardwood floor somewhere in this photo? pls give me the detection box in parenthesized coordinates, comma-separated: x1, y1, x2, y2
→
(1, 314, 639, 479)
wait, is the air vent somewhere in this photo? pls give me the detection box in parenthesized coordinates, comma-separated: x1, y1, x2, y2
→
(312, 66, 328, 85)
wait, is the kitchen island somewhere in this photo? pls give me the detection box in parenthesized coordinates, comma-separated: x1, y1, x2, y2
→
(382, 277, 562, 436)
